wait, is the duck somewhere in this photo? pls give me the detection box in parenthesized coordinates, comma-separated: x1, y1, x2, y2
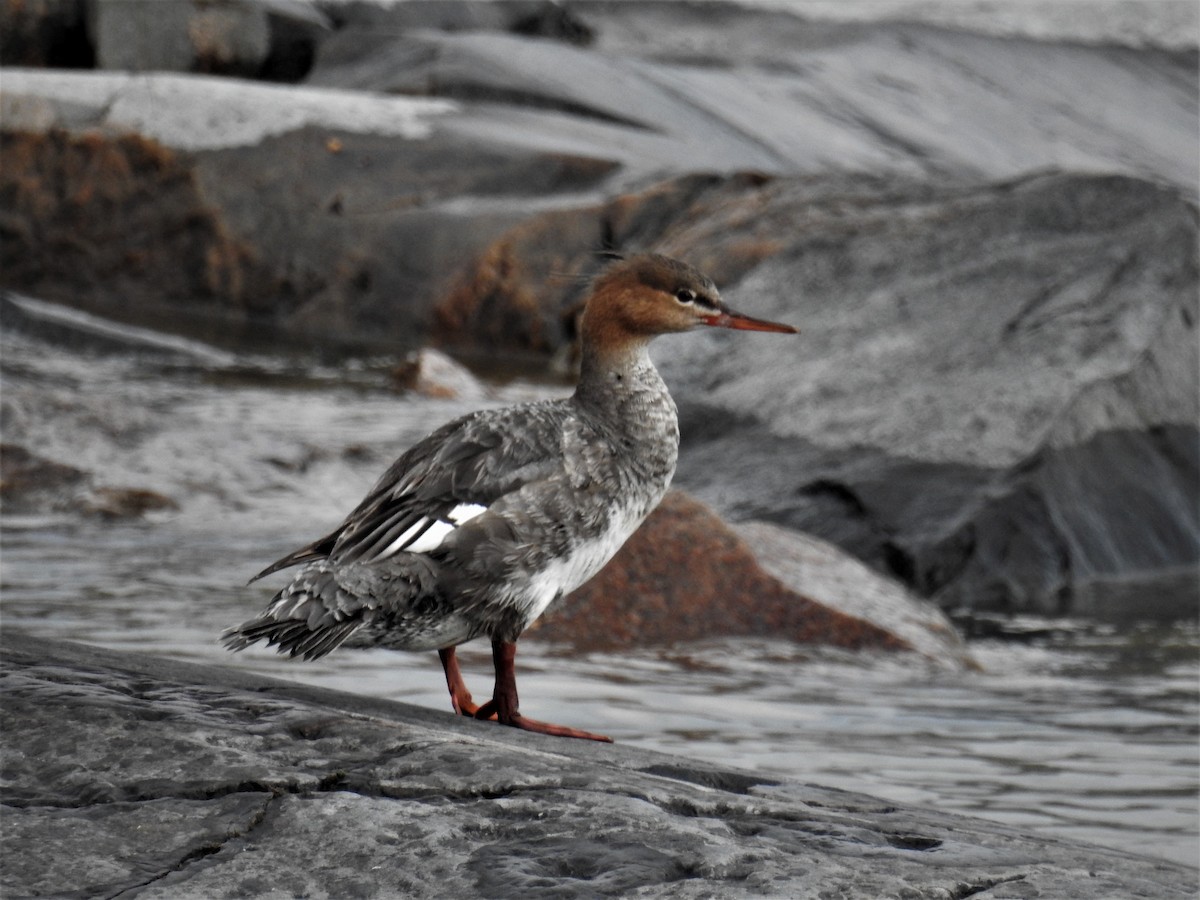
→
(223, 253, 797, 742)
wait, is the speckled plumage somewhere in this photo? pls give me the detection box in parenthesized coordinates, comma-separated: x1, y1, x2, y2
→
(228, 361, 677, 656)
(224, 253, 796, 741)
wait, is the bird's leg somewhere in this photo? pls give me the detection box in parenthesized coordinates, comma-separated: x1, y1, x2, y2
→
(438, 646, 492, 719)
(474, 639, 612, 743)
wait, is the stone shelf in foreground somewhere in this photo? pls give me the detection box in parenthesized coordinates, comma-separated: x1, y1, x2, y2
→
(1, 632, 1194, 898)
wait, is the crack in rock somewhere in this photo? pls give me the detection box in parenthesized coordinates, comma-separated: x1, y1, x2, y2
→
(103, 794, 275, 900)
(952, 873, 1029, 898)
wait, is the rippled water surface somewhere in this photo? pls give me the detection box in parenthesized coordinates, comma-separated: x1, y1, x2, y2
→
(2, 311, 1197, 869)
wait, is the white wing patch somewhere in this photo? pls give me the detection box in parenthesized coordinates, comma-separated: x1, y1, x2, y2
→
(447, 502, 488, 525)
(379, 502, 487, 558)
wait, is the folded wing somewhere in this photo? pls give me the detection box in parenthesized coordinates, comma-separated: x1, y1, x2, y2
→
(250, 400, 572, 581)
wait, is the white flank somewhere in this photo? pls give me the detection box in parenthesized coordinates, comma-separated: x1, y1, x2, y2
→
(378, 503, 489, 558)
(522, 504, 646, 624)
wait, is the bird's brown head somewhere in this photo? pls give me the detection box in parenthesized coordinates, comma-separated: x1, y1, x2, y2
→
(581, 254, 797, 355)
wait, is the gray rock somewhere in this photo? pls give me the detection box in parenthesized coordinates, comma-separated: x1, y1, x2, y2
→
(314, 2, 1198, 190)
(0, 440, 178, 520)
(0, 442, 89, 514)
(87, 0, 329, 78)
(391, 346, 491, 401)
(0, 69, 456, 151)
(0, 69, 615, 346)
(3, 632, 1196, 898)
(1, 5, 1195, 344)
(657, 172, 1198, 618)
(90, 0, 271, 75)
(418, 168, 1198, 618)
(736, 521, 973, 668)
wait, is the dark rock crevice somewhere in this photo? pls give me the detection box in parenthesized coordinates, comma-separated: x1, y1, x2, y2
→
(951, 875, 1029, 899)
(103, 793, 276, 900)
(676, 423, 1199, 619)
(638, 763, 779, 795)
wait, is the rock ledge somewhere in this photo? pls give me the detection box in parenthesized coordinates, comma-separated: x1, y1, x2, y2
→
(2, 633, 1194, 898)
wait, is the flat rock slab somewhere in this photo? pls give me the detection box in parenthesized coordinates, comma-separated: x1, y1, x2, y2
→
(3, 633, 1194, 899)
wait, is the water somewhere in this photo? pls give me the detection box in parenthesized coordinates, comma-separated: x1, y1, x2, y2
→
(2, 308, 1197, 869)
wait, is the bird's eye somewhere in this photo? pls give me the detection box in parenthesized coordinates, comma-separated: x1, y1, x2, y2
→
(675, 288, 697, 305)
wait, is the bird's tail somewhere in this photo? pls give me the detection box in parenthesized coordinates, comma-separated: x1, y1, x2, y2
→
(222, 561, 368, 661)
(221, 616, 362, 662)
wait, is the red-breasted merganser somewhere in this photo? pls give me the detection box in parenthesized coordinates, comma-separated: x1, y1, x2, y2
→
(223, 254, 797, 741)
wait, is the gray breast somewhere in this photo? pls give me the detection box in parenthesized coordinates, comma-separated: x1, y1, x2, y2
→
(442, 355, 681, 641)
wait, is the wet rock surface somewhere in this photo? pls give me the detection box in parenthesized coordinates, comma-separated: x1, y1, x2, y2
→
(0, 442, 177, 519)
(3, 631, 1196, 899)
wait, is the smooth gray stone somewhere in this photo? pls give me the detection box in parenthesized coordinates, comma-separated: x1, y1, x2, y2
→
(3, 632, 1195, 898)
(90, 0, 270, 75)
(1, 4, 1195, 345)
(313, 2, 1198, 190)
(657, 172, 1199, 619)
(88, 0, 329, 77)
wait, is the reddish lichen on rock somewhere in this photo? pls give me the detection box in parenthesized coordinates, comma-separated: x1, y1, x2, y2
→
(0, 128, 266, 315)
(430, 172, 796, 359)
(432, 211, 605, 354)
(534, 491, 911, 653)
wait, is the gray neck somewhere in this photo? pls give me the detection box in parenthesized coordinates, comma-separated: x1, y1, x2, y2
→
(573, 342, 680, 490)
(576, 341, 659, 412)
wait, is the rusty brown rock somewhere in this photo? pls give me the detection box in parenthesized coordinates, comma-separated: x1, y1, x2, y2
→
(533, 490, 910, 653)
(0, 129, 269, 321)
(432, 227, 596, 355)
(430, 173, 790, 357)
(0, 443, 177, 519)
(81, 486, 178, 519)
(0, 442, 88, 513)
(1, 67, 627, 353)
